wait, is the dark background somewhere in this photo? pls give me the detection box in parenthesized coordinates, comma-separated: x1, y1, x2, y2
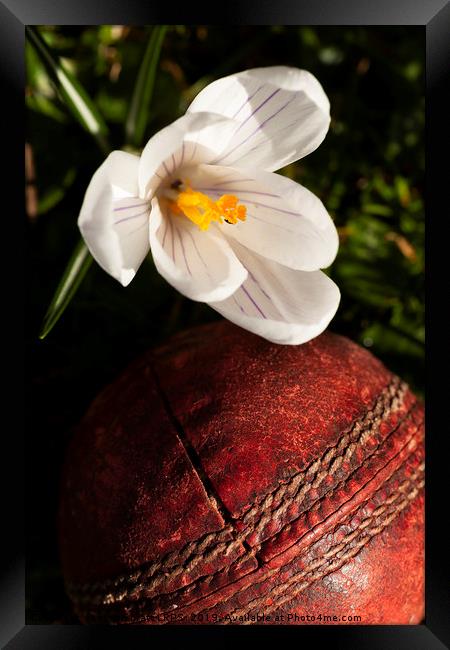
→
(25, 25, 424, 623)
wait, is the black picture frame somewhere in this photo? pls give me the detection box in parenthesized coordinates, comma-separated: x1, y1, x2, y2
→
(4, 1, 449, 647)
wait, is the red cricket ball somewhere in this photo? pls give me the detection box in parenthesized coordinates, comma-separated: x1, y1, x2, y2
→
(59, 322, 424, 625)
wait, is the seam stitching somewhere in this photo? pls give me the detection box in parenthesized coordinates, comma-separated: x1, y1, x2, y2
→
(67, 378, 413, 608)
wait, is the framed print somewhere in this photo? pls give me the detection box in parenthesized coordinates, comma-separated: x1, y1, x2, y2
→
(2, 0, 449, 648)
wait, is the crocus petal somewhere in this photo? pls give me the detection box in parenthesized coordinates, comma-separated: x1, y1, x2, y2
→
(187, 164, 338, 271)
(138, 112, 239, 199)
(187, 66, 330, 172)
(149, 197, 247, 302)
(208, 241, 340, 345)
(78, 151, 150, 286)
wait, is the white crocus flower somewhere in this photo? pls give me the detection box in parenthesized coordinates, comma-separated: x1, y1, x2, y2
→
(78, 66, 340, 344)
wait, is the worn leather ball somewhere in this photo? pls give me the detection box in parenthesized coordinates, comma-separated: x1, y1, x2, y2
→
(59, 322, 424, 625)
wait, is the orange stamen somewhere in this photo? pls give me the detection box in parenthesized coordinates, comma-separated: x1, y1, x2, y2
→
(167, 186, 247, 231)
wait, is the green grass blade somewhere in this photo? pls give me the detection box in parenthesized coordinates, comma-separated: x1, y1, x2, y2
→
(26, 26, 110, 155)
(39, 239, 93, 340)
(125, 25, 167, 147)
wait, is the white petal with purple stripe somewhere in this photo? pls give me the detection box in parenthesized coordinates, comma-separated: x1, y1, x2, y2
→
(138, 112, 239, 199)
(187, 66, 330, 172)
(149, 198, 247, 302)
(187, 164, 339, 271)
(78, 151, 151, 286)
(208, 241, 340, 345)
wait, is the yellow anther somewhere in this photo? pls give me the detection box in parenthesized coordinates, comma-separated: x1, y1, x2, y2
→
(167, 186, 246, 231)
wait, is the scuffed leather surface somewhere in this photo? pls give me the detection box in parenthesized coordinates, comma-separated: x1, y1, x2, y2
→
(152, 323, 392, 517)
(59, 322, 424, 625)
(269, 489, 425, 625)
(59, 358, 226, 585)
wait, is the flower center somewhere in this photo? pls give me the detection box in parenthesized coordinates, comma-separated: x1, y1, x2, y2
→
(165, 181, 246, 232)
